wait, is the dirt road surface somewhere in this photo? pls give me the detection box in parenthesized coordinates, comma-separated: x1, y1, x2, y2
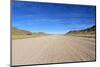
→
(12, 35, 96, 66)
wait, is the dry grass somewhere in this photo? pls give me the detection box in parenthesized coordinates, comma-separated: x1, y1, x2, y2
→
(12, 35, 33, 40)
(67, 34, 95, 38)
(12, 34, 49, 40)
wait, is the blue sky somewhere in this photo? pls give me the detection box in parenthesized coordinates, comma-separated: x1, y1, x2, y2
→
(12, 0, 96, 34)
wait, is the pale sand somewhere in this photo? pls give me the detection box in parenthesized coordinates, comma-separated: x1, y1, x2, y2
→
(12, 35, 96, 66)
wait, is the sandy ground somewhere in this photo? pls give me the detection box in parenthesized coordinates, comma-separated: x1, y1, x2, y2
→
(12, 35, 96, 66)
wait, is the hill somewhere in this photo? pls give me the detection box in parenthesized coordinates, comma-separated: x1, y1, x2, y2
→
(66, 25, 96, 38)
(12, 27, 49, 39)
(67, 25, 96, 35)
(12, 27, 32, 35)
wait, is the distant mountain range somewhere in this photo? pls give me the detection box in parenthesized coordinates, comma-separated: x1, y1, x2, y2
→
(66, 25, 96, 35)
(32, 32, 49, 35)
(12, 25, 96, 36)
